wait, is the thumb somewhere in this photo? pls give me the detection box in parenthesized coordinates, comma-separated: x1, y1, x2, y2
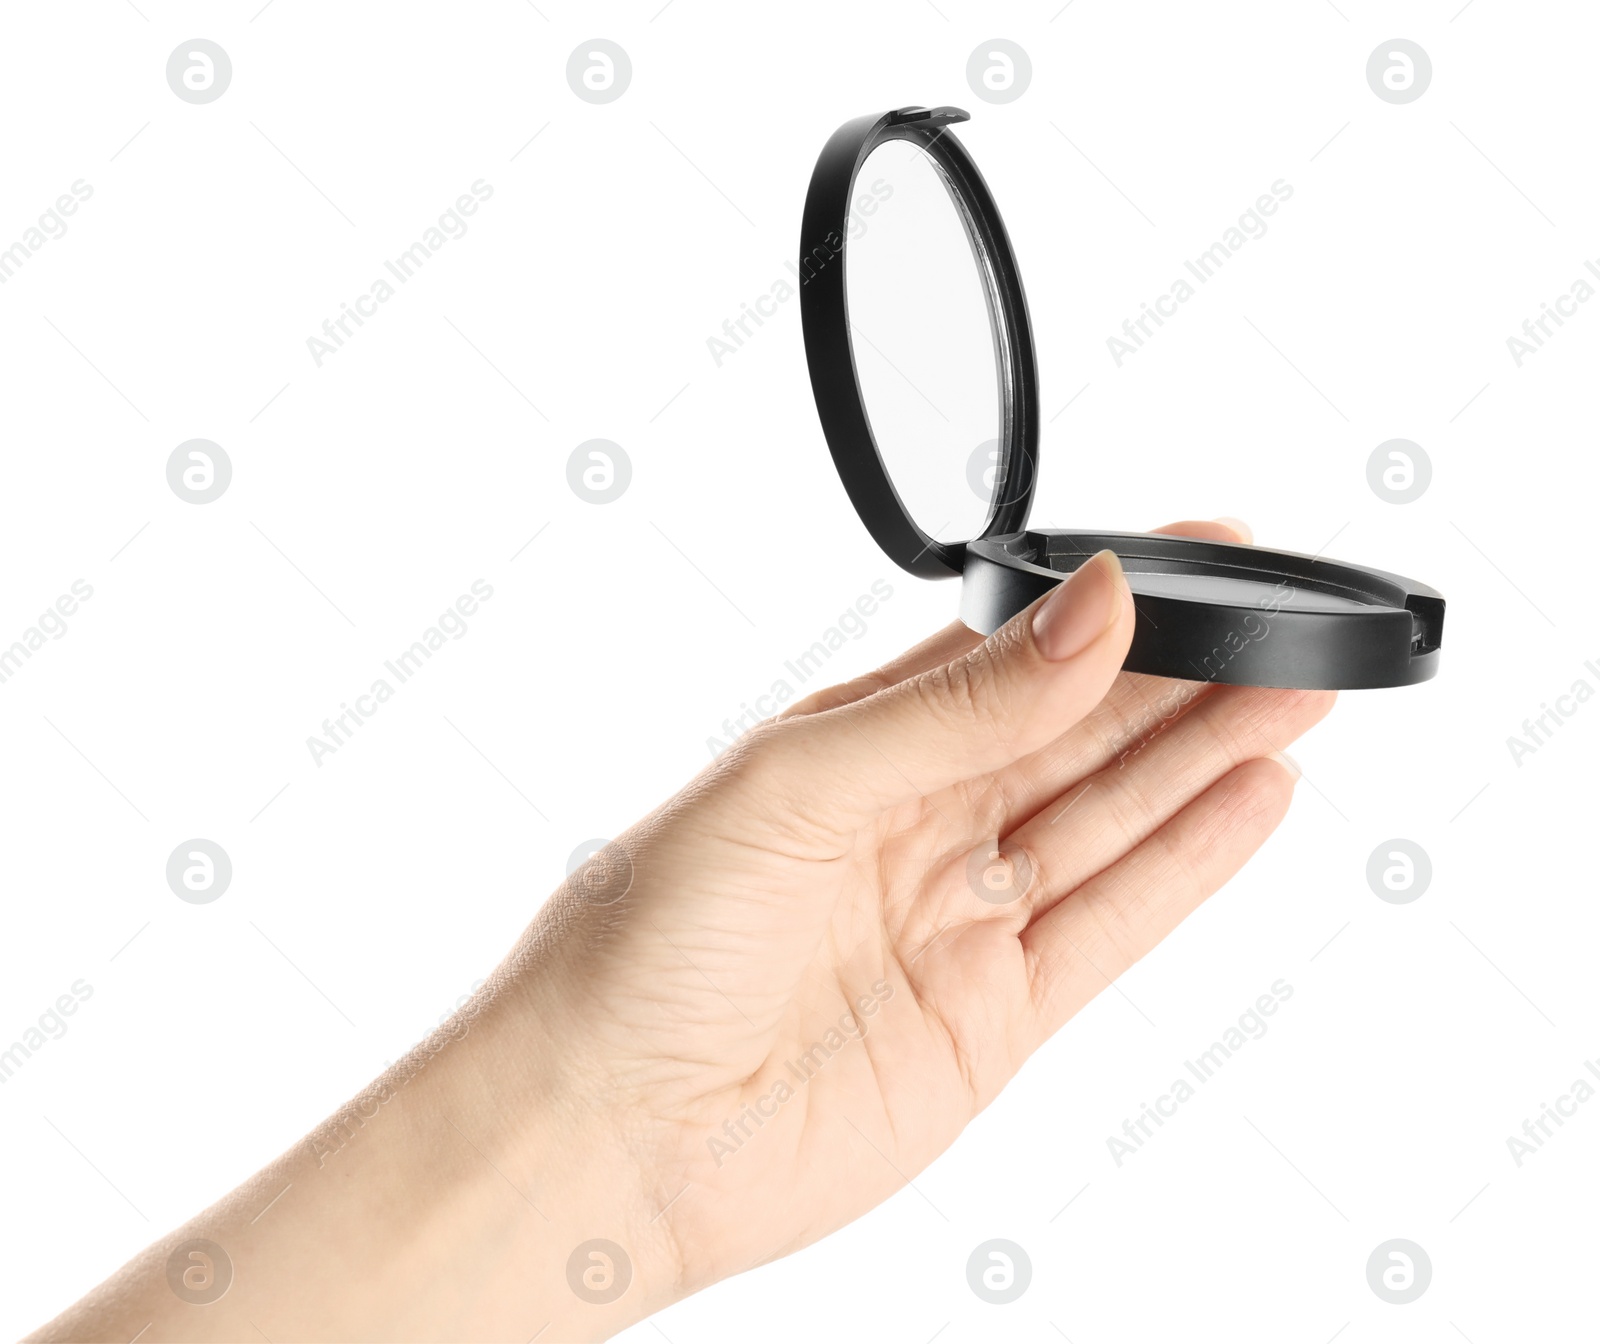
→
(773, 550, 1134, 828)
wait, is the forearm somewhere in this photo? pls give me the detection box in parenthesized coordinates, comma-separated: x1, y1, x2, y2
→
(29, 966, 674, 1343)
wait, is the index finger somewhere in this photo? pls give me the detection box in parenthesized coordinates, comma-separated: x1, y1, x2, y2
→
(780, 517, 1254, 720)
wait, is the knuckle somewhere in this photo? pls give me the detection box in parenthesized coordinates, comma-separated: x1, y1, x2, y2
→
(1096, 782, 1160, 851)
(780, 671, 894, 720)
(913, 659, 977, 727)
(1080, 893, 1148, 971)
(712, 718, 796, 794)
(709, 720, 849, 847)
(1151, 825, 1210, 912)
(1200, 687, 1324, 762)
(1200, 761, 1291, 846)
(912, 650, 1007, 737)
(1195, 698, 1263, 761)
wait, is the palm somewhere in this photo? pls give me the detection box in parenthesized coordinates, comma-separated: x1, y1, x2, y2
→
(567, 661, 1326, 1289)
(542, 525, 1334, 1295)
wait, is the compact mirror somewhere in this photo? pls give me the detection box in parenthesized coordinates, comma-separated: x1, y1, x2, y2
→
(800, 106, 1443, 690)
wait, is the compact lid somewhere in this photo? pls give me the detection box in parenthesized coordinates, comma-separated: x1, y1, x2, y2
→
(799, 106, 1039, 579)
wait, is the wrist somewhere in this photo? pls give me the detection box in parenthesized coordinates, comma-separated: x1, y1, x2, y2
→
(430, 961, 689, 1339)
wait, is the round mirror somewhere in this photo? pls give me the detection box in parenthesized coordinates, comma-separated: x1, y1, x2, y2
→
(845, 138, 1004, 545)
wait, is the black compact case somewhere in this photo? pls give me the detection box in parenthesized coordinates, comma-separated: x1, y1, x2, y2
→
(799, 105, 1443, 691)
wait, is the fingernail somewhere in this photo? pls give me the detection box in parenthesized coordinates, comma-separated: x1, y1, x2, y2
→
(1214, 516, 1253, 544)
(1268, 749, 1301, 781)
(1032, 550, 1126, 662)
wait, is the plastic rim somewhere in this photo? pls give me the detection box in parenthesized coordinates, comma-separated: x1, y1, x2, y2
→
(799, 106, 1039, 580)
(960, 530, 1445, 689)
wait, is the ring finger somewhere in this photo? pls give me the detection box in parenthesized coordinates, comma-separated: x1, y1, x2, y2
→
(992, 683, 1335, 920)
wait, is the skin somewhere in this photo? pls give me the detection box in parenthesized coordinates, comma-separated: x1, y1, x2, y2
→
(32, 519, 1335, 1343)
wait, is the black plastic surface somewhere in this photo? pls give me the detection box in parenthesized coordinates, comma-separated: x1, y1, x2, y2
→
(799, 106, 1445, 691)
(799, 106, 1038, 579)
(961, 531, 1442, 689)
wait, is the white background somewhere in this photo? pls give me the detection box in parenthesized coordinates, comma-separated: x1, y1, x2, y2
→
(1, 2, 1595, 1340)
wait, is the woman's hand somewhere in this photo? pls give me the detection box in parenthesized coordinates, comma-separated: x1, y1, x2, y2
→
(516, 519, 1333, 1311)
(35, 519, 1335, 1344)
